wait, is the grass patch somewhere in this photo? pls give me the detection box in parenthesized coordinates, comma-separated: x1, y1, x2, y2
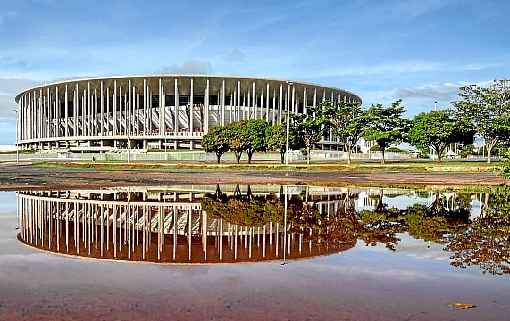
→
(31, 159, 503, 174)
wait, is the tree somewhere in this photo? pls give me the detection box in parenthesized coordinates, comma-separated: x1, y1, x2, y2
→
(292, 103, 329, 164)
(267, 123, 289, 164)
(227, 121, 249, 164)
(408, 110, 474, 162)
(202, 126, 230, 164)
(364, 100, 411, 164)
(244, 119, 270, 164)
(330, 102, 370, 165)
(454, 79, 510, 163)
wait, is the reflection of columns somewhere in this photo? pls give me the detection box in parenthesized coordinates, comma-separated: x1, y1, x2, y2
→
(188, 206, 192, 261)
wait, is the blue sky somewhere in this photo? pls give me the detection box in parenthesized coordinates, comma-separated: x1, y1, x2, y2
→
(0, 0, 509, 144)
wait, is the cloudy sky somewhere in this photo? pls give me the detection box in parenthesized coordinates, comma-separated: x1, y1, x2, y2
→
(0, 0, 509, 144)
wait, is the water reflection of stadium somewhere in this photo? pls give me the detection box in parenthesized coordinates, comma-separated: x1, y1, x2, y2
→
(17, 185, 376, 264)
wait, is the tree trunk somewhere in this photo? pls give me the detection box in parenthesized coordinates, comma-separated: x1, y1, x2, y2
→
(216, 152, 221, 164)
(306, 146, 310, 165)
(247, 150, 253, 164)
(235, 151, 242, 164)
(280, 150, 285, 164)
(347, 145, 352, 165)
(381, 148, 385, 165)
(486, 140, 497, 164)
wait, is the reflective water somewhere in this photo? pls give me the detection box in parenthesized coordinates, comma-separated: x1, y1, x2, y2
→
(2, 185, 510, 320)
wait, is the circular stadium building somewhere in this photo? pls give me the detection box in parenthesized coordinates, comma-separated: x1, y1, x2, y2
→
(15, 75, 361, 151)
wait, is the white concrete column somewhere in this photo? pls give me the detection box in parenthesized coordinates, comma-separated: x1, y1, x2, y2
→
(106, 87, 110, 136)
(237, 80, 240, 121)
(174, 78, 179, 134)
(260, 90, 263, 121)
(159, 78, 164, 135)
(313, 88, 317, 110)
(82, 90, 86, 137)
(205, 78, 209, 133)
(266, 83, 270, 122)
(87, 82, 91, 136)
(230, 93, 233, 123)
(93, 89, 97, 136)
(56, 86, 60, 138)
(128, 80, 132, 136)
(143, 79, 147, 134)
(221, 79, 225, 126)
(252, 81, 256, 119)
(73, 84, 77, 137)
(303, 88, 307, 115)
(246, 90, 250, 120)
(64, 85, 69, 137)
(292, 85, 295, 116)
(189, 78, 194, 133)
(279, 84, 283, 124)
(272, 89, 276, 125)
(100, 81, 104, 136)
(113, 80, 117, 136)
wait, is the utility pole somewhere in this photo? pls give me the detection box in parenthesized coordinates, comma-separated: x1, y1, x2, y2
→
(285, 81, 293, 166)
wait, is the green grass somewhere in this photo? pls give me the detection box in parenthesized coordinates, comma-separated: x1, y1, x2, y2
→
(32, 159, 503, 174)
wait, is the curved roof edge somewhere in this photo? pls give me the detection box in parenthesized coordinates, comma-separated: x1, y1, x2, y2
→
(15, 74, 362, 104)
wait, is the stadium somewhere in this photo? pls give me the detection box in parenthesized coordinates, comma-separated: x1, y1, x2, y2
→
(15, 75, 361, 151)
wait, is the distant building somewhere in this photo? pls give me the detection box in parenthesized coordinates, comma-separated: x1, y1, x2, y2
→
(15, 75, 361, 151)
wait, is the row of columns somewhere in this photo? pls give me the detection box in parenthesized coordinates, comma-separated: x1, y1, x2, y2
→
(17, 77, 359, 147)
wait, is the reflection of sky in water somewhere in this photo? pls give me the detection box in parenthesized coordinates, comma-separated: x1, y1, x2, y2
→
(1, 189, 509, 321)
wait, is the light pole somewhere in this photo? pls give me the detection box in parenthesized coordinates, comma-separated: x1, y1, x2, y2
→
(285, 82, 293, 166)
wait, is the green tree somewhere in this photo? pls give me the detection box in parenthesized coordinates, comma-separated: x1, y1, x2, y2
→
(292, 103, 330, 164)
(244, 119, 270, 164)
(454, 79, 510, 163)
(267, 123, 298, 164)
(408, 110, 474, 162)
(330, 102, 370, 165)
(364, 100, 411, 164)
(202, 126, 230, 163)
(227, 121, 249, 164)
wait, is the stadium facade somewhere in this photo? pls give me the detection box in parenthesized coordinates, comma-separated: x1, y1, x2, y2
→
(15, 75, 361, 151)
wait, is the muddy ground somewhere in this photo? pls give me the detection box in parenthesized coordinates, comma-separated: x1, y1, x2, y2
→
(0, 162, 507, 191)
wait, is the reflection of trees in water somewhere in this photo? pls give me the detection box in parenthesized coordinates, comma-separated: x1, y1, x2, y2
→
(202, 185, 510, 275)
(446, 186, 510, 275)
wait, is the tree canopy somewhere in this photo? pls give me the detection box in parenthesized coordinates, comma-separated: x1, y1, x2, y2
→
(202, 126, 230, 163)
(408, 110, 474, 162)
(329, 102, 370, 164)
(454, 79, 510, 163)
(364, 99, 411, 164)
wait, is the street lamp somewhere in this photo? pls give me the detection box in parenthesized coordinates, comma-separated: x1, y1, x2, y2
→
(285, 81, 293, 166)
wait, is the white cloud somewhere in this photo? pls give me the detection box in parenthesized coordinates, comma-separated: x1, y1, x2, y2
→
(312, 61, 503, 78)
(0, 78, 40, 120)
(159, 60, 213, 75)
